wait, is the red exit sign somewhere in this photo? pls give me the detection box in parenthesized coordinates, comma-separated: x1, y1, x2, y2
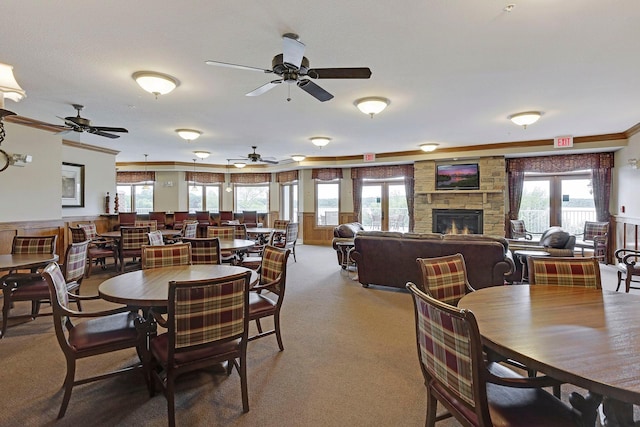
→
(554, 136, 573, 148)
(363, 153, 376, 162)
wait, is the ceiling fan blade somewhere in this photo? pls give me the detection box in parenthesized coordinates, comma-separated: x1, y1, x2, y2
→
(88, 129, 121, 139)
(246, 80, 282, 97)
(262, 158, 279, 164)
(282, 35, 305, 69)
(307, 67, 372, 79)
(91, 126, 128, 133)
(205, 60, 272, 73)
(297, 79, 334, 102)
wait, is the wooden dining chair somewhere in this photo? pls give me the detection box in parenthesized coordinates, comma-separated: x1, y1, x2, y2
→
(149, 212, 167, 229)
(181, 237, 221, 265)
(141, 243, 192, 270)
(273, 222, 298, 262)
(195, 210, 212, 225)
(416, 253, 475, 306)
(218, 210, 234, 225)
(242, 210, 258, 228)
(615, 248, 640, 292)
(528, 256, 602, 289)
(405, 282, 580, 427)
(171, 211, 190, 230)
(147, 271, 252, 427)
(134, 220, 158, 232)
(118, 212, 137, 228)
(207, 227, 237, 263)
(241, 231, 275, 270)
(118, 226, 150, 272)
(71, 226, 117, 277)
(41, 262, 147, 419)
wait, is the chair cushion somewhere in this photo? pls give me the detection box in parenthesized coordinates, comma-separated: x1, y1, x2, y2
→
(68, 311, 140, 352)
(150, 333, 240, 365)
(9, 278, 49, 299)
(249, 292, 276, 317)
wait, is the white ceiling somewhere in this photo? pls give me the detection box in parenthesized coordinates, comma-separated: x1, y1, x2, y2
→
(1, 1, 639, 165)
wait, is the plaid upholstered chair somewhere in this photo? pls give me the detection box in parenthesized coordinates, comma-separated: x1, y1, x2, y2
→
(182, 221, 198, 239)
(241, 231, 275, 270)
(405, 282, 580, 426)
(509, 219, 535, 240)
(71, 226, 117, 277)
(208, 226, 237, 263)
(249, 246, 291, 350)
(574, 221, 609, 262)
(528, 256, 601, 289)
(416, 254, 475, 306)
(1, 238, 89, 338)
(135, 220, 158, 232)
(41, 262, 147, 419)
(147, 230, 165, 246)
(147, 271, 252, 426)
(272, 219, 289, 244)
(118, 226, 150, 272)
(141, 243, 192, 270)
(274, 222, 298, 262)
(181, 237, 221, 265)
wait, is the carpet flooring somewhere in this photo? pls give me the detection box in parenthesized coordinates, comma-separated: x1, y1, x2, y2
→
(0, 245, 634, 426)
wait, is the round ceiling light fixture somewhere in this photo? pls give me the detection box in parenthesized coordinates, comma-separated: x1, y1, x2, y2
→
(132, 71, 179, 98)
(310, 136, 331, 147)
(234, 162, 247, 169)
(419, 143, 439, 152)
(291, 154, 306, 162)
(176, 129, 202, 141)
(355, 97, 390, 118)
(508, 111, 542, 129)
(193, 150, 210, 159)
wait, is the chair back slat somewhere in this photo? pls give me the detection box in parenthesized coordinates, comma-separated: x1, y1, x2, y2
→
(528, 256, 602, 288)
(11, 235, 57, 255)
(141, 243, 191, 269)
(417, 254, 471, 306)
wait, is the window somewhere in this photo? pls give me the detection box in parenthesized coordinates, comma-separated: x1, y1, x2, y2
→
(281, 183, 298, 222)
(235, 184, 269, 212)
(188, 184, 221, 213)
(116, 184, 154, 214)
(316, 181, 340, 226)
(361, 179, 408, 232)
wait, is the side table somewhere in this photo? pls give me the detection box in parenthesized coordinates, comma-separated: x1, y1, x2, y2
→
(336, 241, 357, 280)
(513, 250, 550, 283)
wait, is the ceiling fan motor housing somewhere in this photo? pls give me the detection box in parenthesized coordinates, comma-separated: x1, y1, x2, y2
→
(272, 54, 309, 76)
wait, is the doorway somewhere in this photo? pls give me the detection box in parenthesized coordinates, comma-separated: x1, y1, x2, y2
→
(361, 181, 408, 232)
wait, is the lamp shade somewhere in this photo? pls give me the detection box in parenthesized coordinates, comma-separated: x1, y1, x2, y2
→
(355, 97, 389, 117)
(132, 71, 179, 96)
(310, 137, 331, 147)
(0, 63, 26, 105)
(176, 129, 202, 141)
(508, 111, 542, 128)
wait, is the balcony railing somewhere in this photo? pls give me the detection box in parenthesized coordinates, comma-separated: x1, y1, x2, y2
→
(519, 208, 596, 236)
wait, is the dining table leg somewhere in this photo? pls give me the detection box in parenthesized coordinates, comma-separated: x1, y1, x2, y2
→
(569, 391, 602, 427)
(601, 397, 637, 427)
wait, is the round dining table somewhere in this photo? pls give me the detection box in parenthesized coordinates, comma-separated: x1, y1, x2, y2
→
(98, 264, 258, 307)
(459, 285, 640, 426)
(0, 253, 59, 272)
(99, 229, 178, 239)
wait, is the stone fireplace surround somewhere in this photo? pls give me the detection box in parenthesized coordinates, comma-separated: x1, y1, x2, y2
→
(433, 209, 483, 234)
(413, 156, 506, 237)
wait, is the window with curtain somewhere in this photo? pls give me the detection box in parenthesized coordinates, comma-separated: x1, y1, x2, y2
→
(186, 171, 224, 213)
(116, 171, 156, 214)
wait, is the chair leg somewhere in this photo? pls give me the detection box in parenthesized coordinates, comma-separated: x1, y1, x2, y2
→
(617, 271, 623, 292)
(425, 390, 438, 427)
(31, 300, 41, 319)
(1, 289, 12, 338)
(626, 274, 632, 293)
(86, 255, 93, 278)
(274, 312, 284, 351)
(255, 318, 263, 334)
(239, 352, 249, 413)
(58, 358, 76, 418)
(167, 375, 176, 427)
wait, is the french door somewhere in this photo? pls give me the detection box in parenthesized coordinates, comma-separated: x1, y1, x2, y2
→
(361, 181, 408, 232)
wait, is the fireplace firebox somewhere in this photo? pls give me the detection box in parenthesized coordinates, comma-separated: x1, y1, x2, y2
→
(433, 209, 483, 234)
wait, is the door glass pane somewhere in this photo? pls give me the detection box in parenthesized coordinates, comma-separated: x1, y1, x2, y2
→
(388, 184, 408, 232)
(316, 182, 339, 226)
(282, 184, 291, 221)
(561, 179, 596, 235)
(520, 180, 550, 233)
(292, 184, 298, 222)
(361, 185, 382, 231)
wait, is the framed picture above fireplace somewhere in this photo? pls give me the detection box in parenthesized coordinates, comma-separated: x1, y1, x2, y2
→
(436, 163, 480, 190)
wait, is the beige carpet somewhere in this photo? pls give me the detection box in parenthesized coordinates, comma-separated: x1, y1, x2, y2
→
(0, 247, 633, 426)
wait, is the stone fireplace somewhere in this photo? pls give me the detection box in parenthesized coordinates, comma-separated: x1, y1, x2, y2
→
(433, 209, 483, 234)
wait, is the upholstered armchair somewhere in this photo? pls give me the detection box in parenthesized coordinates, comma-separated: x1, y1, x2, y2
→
(331, 222, 364, 266)
(574, 221, 609, 263)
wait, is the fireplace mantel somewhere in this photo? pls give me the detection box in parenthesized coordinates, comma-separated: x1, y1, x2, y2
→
(416, 189, 503, 204)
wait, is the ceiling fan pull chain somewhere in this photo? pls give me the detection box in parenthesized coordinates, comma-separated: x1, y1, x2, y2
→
(287, 84, 292, 102)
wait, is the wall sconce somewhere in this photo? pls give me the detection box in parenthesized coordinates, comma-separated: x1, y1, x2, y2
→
(629, 158, 638, 169)
(132, 71, 179, 98)
(0, 150, 32, 172)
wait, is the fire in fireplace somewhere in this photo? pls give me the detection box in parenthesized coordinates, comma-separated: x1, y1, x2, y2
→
(433, 209, 483, 234)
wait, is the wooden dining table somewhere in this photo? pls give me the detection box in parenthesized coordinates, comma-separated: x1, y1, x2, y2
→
(99, 229, 179, 240)
(0, 253, 59, 273)
(458, 285, 640, 426)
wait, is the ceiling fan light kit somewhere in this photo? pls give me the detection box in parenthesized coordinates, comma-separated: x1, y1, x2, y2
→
(176, 129, 202, 141)
(132, 71, 179, 97)
(310, 137, 331, 147)
(355, 97, 390, 118)
(508, 111, 542, 129)
(420, 143, 439, 152)
(193, 150, 210, 159)
(291, 154, 306, 162)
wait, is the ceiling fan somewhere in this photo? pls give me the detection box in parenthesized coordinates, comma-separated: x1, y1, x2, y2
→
(58, 104, 128, 139)
(205, 33, 372, 102)
(231, 146, 279, 165)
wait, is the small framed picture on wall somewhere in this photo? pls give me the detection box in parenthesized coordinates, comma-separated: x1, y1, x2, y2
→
(62, 162, 85, 207)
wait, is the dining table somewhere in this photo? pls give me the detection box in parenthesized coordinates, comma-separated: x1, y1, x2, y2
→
(99, 229, 179, 240)
(458, 285, 640, 427)
(245, 227, 285, 244)
(0, 253, 59, 273)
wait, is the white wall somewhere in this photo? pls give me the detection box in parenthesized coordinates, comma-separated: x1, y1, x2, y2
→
(614, 131, 640, 217)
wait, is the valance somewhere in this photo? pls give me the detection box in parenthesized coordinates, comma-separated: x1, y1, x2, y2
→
(230, 173, 271, 184)
(311, 168, 343, 181)
(506, 152, 614, 173)
(185, 171, 225, 184)
(351, 164, 413, 179)
(276, 170, 298, 183)
(116, 171, 155, 184)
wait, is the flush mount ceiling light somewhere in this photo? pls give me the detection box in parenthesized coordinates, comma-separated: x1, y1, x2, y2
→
(132, 71, 179, 98)
(310, 136, 331, 148)
(291, 154, 306, 162)
(176, 129, 202, 141)
(234, 162, 247, 168)
(193, 150, 210, 159)
(355, 97, 390, 118)
(419, 143, 439, 152)
(508, 111, 542, 129)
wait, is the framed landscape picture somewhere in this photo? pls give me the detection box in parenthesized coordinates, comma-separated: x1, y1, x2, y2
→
(62, 162, 85, 207)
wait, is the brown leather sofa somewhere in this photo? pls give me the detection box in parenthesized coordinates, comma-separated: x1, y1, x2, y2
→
(351, 231, 515, 290)
(332, 222, 365, 266)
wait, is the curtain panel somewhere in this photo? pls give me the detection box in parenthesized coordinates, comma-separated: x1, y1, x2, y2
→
(230, 173, 271, 184)
(116, 171, 155, 184)
(185, 171, 225, 184)
(311, 168, 343, 181)
(276, 170, 298, 183)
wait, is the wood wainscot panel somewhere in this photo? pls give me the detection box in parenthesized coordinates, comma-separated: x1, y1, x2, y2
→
(0, 220, 66, 257)
(302, 212, 334, 246)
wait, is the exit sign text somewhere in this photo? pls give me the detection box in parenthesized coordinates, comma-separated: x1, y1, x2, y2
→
(554, 136, 573, 148)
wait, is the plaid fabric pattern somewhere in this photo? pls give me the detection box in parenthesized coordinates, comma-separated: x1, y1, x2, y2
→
(184, 238, 220, 265)
(583, 221, 609, 241)
(183, 222, 198, 239)
(234, 224, 248, 239)
(142, 244, 191, 269)
(207, 227, 234, 240)
(65, 241, 89, 282)
(273, 220, 289, 229)
(416, 296, 475, 407)
(121, 227, 150, 250)
(78, 223, 98, 240)
(285, 223, 298, 243)
(510, 220, 527, 238)
(530, 258, 600, 288)
(173, 276, 246, 348)
(70, 227, 87, 244)
(260, 246, 286, 292)
(419, 257, 467, 306)
(147, 231, 165, 246)
(12, 236, 56, 254)
(135, 220, 158, 232)
(46, 262, 70, 309)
